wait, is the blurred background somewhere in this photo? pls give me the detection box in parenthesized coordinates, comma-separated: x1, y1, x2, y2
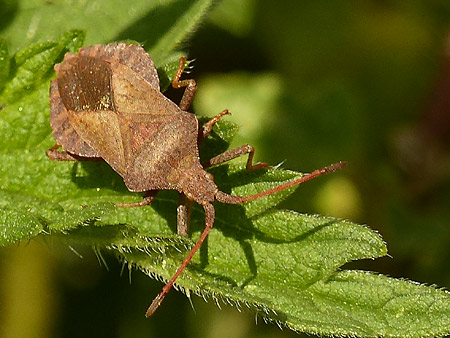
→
(1, 1, 450, 337)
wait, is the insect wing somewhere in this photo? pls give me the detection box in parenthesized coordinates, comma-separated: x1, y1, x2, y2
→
(79, 43, 160, 91)
(50, 77, 99, 158)
(110, 61, 179, 115)
(124, 112, 199, 192)
(53, 42, 193, 189)
(68, 110, 127, 175)
(108, 61, 187, 171)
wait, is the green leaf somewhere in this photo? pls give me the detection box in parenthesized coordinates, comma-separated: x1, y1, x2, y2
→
(147, 0, 214, 65)
(116, 207, 450, 338)
(54, 223, 194, 259)
(0, 208, 44, 246)
(0, 189, 116, 244)
(0, 30, 85, 103)
(0, 38, 9, 92)
(48, 202, 116, 232)
(302, 271, 450, 338)
(1, 0, 215, 57)
(0, 31, 85, 150)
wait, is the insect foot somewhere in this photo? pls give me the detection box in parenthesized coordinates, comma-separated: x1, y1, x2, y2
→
(46, 42, 346, 317)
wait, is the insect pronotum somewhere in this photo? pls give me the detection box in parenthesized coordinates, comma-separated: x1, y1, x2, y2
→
(46, 43, 346, 317)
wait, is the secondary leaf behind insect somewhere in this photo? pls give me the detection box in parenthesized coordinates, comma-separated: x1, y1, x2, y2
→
(1, 30, 85, 103)
(0, 38, 9, 92)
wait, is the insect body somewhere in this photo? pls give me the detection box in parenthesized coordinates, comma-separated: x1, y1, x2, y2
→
(47, 43, 345, 317)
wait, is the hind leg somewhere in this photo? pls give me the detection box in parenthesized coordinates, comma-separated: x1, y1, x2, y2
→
(115, 190, 158, 208)
(47, 145, 156, 208)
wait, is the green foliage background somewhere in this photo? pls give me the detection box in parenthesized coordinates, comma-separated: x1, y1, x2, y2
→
(1, 1, 450, 338)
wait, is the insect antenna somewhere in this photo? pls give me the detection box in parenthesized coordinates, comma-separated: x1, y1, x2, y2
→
(215, 161, 347, 204)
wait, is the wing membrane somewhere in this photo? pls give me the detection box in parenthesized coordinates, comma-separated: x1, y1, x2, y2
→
(111, 62, 180, 115)
(69, 110, 126, 175)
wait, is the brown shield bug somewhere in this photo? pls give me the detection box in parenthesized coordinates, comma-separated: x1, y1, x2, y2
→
(46, 42, 346, 317)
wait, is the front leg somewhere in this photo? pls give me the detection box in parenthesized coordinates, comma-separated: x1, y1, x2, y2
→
(172, 57, 197, 111)
(199, 109, 230, 142)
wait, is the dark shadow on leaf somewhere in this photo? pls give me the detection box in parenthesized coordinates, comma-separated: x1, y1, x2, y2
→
(0, 0, 18, 32)
(187, 262, 240, 289)
(215, 202, 338, 242)
(255, 216, 338, 244)
(66, 160, 181, 234)
(69, 161, 130, 193)
(208, 164, 270, 193)
(147, 190, 182, 234)
(240, 239, 258, 287)
(199, 230, 208, 269)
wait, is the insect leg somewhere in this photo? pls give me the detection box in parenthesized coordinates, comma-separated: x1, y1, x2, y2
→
(200, 109, 231, 141)
(146, 202, 215, 317)
(46, 145, 85, 161)
(47, 146, 156, 208)
(177, 193, 193, 236)
(203, 144, 268, 170)
(46, 145, 104, 161)
(115, 190, 158, 208)
(172, 57, 197, 111)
